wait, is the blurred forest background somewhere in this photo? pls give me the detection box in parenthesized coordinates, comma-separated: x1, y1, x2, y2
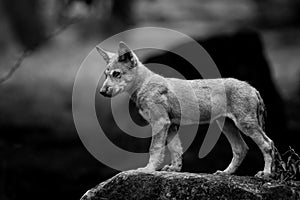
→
(1, 0, 300, 199)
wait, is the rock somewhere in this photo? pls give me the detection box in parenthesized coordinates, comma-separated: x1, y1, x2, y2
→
(80, 170, 300, 200)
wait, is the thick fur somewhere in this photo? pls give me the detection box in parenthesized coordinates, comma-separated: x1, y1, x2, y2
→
(97, 42, 275, 178)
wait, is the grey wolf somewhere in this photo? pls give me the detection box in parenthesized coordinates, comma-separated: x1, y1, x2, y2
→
(96, 42, 275, 178)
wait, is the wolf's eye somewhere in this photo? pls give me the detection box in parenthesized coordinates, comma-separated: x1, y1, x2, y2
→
(118, 52, 131, 62)
(112, 71, 121, 78)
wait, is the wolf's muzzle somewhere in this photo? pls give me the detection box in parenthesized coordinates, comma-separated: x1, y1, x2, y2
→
(100, 87, 112, 97)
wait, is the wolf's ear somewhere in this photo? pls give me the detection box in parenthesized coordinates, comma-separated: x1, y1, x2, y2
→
(118, 41, 137, 68)
(118, 41, 132, 55)
(96, 46, 113, 64)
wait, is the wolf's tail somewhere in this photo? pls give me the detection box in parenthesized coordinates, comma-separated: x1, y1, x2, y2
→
(256, 90, 267, 131)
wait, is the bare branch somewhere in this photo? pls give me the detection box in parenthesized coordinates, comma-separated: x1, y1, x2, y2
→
(0, 17, 81, 85)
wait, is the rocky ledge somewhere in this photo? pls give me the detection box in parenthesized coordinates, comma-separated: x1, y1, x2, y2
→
(80, 170, 300, 200)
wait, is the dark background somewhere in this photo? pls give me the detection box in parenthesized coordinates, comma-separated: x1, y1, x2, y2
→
(0, 0, 300, 200)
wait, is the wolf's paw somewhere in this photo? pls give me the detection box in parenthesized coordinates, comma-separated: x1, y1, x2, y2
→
(161, 165, 181, 172)
(213, 170, 230, 175)
(255, 171, 273, 179)
(136, 166, 155, 173)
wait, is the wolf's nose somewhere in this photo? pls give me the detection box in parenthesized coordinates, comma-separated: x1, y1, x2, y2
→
(100, 87, 112, 97)
(100, 88, 106, 95)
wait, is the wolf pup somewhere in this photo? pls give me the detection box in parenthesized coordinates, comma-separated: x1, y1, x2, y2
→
(96, 42, 275, 178)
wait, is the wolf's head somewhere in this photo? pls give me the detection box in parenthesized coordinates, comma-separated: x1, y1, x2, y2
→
(97, 42, 139, 97)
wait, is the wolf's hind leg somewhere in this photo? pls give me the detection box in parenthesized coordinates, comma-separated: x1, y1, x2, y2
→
(239, 122, 274, 178)
(161, 124, 183, 172)
(214, 118, 249, 175)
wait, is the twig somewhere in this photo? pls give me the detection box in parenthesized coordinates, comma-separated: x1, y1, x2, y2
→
(0, 17, 81, 85)
(274, 146, 300, 182)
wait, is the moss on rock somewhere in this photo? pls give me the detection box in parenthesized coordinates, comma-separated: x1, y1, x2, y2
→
(81, 170, 300, 200)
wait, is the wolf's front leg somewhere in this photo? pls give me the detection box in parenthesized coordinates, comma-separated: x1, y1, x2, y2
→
(161, 124, 183, 172)
(137, 116, 170, 172)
